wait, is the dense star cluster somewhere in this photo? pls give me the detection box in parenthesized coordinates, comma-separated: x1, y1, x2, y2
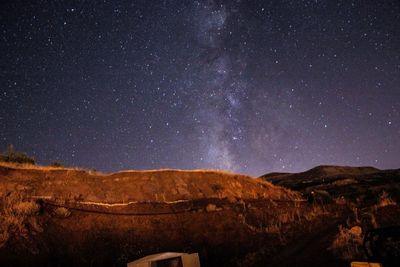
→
(0, 1, 399, 176)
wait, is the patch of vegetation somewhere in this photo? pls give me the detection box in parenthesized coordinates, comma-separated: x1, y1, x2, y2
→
(211, 183, 224, 192)
(0, 145, 35, 165)
(50, 161, 64, 168)
(330, 225, 365, 260)
(377, 191, 396, 207)
(0, 192, 41, 248)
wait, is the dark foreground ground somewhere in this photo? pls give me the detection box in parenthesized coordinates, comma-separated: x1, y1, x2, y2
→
(0, 163, 399, 267)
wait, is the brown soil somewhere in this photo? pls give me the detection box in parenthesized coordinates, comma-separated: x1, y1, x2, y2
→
(3, 163, 396, 267)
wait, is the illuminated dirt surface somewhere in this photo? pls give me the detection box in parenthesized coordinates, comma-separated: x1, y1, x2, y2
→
(1, 163, 398, 267)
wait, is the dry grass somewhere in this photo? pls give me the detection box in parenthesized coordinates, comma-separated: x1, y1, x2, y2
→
(0, 192, 40, 248)
(0, 161, 261, 178)
(330, 225, 365, 260)
(377, 191, 396, 207)
(116, 168, 244, 175)
(262, 203, 328, 240)
(265, 214, 293, 238)
(359, 191, 397, 228)
(0, 161, 105, 176)
(1, 161, 302, 203)
(0, 161, 73, 171)
(303, 204, 329, 221)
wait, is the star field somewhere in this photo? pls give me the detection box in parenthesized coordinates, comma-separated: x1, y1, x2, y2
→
(0, 0, 399, 176)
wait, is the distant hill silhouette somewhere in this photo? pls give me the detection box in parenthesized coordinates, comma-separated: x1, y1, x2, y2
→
(260, 165, 400, 204)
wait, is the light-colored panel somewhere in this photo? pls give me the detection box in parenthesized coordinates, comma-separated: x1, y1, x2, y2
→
(182, 253, 201, 267)
(351, 262, 382, 267)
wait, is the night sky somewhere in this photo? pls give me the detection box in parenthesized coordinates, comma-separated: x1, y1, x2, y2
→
(1, 1, 399, 176)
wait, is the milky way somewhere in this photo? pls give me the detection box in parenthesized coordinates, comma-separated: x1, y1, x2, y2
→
(0, 0, 399, 176)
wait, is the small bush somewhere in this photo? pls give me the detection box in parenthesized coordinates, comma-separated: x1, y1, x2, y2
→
(0, 145, 35, 165)
(378, 191, 396, 207)
(50, 161, 64, 168)
(0, 192, 40, 248)
(12, 201, 40, 216)
(330, 225, 365, 260)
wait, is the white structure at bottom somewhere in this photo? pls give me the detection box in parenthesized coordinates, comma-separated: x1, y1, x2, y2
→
(127, 252, 200, 267)
(351, 262, 382, 267)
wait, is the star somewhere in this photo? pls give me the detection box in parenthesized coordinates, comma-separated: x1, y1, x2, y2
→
(0, 0, 398, 175)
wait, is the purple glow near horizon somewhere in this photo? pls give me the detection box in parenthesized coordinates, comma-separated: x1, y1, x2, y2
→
(0, 0, 399, 176)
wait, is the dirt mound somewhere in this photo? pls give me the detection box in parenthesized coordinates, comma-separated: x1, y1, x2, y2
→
(0, 163, 300, 203)
(1, 163, 337, 267)
(4, 163, 397, 266)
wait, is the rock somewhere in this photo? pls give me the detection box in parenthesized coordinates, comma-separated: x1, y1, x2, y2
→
(53, 207, 71, 218)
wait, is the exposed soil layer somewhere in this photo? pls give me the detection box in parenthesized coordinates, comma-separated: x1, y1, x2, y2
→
(0, 163, 338, 267)
(0, 199, 345, 267)
(2, 163, 399, 266)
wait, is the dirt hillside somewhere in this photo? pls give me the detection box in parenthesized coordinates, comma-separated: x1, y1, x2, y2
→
(0, 162, 338, 267)
(260, 165, 400, 204)
(0, 163, 299, 203)
(261, 165, 400, 267)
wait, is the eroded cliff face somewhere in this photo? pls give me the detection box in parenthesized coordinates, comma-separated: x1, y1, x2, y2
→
(0, 164, 341, 267)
